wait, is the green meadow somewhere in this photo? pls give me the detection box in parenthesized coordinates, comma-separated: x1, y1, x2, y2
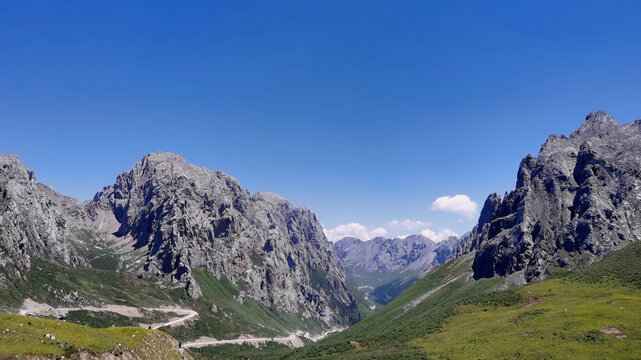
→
(288, 242, 641, 359)
(413, 278, 641, 359)
(0, 312, 184, 359)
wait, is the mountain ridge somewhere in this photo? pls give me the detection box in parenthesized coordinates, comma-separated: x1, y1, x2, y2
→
(0, 151, 361, 329)
(460, 110, 641, 285)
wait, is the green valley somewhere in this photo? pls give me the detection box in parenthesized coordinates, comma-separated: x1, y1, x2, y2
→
(285, 242, 641, 359)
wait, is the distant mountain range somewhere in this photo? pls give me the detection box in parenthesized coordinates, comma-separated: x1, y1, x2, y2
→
(334, 234, 465, 306)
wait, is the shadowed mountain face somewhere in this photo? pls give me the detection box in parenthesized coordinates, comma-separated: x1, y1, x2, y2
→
(334, 235, 464, 306)
(462, 111, 641, 285)
(0, 152, 361, 328)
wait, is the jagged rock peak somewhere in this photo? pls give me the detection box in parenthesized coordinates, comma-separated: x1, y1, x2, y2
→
(0, 155, 94, 277)
(0, 154, 36, 185)
(573, 110, 617, 135)
(464, 111, 641, 283)
(142, 151, 187, 162)
(477, 193, 501, 229)
(0, 152, 361, 328)
(92, 152, 358, 327)
(131, 151, 238, 184)
(254, 192, 289, 205)
(0, 154, 21, 164)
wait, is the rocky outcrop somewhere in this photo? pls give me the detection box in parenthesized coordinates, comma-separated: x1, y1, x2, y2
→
(465, 111, 641, 283)
(0, 155, 91, 278)
(92, 152, 359, 326)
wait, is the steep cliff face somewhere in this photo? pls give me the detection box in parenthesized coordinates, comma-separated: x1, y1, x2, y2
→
(467, 111, 641, 283)
(0, 155, 89, 278)
(93, 152, 358, 326)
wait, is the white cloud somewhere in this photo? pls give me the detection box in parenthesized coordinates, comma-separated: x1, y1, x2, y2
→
(420, 228, 459, 242)
(369, 227, 388, 238)
(387, 219, 432, 231)
(323, 223, 388, 242)
(431, 194, 478, 219)
(324, 219, 460, 243)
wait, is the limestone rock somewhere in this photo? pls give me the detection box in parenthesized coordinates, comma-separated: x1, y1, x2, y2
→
(0, 152, 361, 328)
(463, 111, 641, 282)
(93, 152, 359, 327)
(0, 155, 91, 278)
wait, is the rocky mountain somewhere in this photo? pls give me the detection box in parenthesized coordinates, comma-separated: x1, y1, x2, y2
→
(92, 152, 358, 326)
(462, 111, 641, 285)
(0, 154, 91, 278)
(0, 152, 361, 329)
(334, 234, 464, 305)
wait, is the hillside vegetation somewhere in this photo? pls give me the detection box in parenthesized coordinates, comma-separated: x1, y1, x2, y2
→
(0, 312, 185, 359)
(2, 242, 640, 359)
(344, 264, 420, 306)
(0, 257, 322, 342)
(286, 242, 641, 359)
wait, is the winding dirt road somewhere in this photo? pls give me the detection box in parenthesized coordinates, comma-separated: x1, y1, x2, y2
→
(19, 299, 198, 329)
(18, 299, 339, 349)
(181, 333, 304, 349)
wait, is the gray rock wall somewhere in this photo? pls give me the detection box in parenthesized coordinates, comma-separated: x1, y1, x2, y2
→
(0, 152, 360, 327)
(464, 111, 641, 282)
(92, 153, 358, 326)
(0, 155, 88, 278)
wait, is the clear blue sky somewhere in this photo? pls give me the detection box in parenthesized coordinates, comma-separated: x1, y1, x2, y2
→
(1, 1, 640, 240)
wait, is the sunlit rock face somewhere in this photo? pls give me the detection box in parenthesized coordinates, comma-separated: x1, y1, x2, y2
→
(0, 154, 92, 278)
(463, 111, 641, 283)
(0, 152, 361, 328)
(93, 152, 360, 327)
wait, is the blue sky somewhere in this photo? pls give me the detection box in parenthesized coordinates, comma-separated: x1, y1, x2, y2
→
(1, 1, 640, 241)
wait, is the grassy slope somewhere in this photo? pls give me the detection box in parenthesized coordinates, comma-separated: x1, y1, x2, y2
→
(0, 257, 186, 311)
(0, 312, 184, 359)
(190, 342, 294, 360)
(162, 269, 324, 341)
(287, 242, 641, 359)
(288, 253, 506, 359)
(570, 241, 641, 288)
(0, 229, 354, 340)
(0, 258, 328, 342)
(5, 237, 640, 359)
(411, 243, 641, 359)
(412, 277, 641, 359)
